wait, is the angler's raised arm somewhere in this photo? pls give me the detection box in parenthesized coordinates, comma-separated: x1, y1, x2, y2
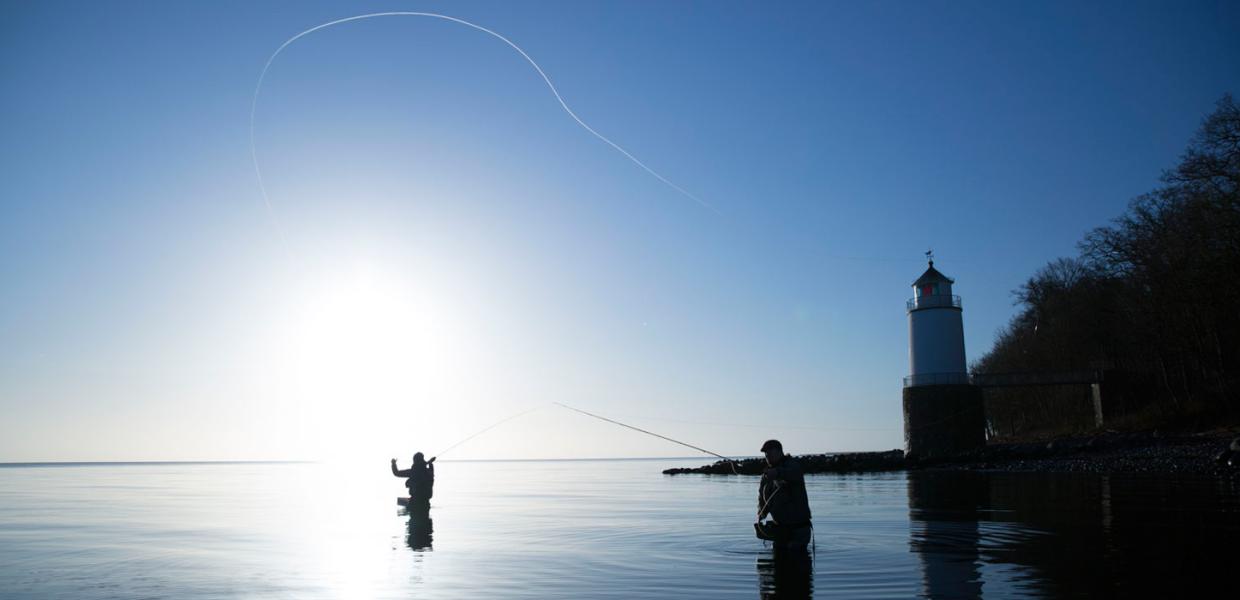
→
(391, 458, 411, 477)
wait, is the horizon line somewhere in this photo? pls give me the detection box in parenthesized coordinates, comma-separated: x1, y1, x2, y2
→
(0, 456, 781, 468)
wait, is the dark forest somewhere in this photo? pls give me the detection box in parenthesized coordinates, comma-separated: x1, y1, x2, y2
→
(975, 95, 1240, 439)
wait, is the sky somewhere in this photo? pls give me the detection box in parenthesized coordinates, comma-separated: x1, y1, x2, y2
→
(2, 0, 1237, 462)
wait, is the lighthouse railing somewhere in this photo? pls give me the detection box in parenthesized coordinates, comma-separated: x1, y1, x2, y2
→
(903, 372, 972, 387)
(906, 294, 962, 311)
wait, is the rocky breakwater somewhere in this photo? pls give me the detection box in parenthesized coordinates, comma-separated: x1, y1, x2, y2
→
(660, 430, 1240, 476)
(915, 430, 1240, 475)
(662, 450, 907, 475)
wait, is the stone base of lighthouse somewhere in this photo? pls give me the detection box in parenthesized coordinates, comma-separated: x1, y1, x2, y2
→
(903, 384, 986, 460)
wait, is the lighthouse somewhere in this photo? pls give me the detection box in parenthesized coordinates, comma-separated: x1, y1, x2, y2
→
(903, 257, 986, 459)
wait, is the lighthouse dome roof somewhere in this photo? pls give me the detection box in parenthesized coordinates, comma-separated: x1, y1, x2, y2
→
(912, 261, 954, 287)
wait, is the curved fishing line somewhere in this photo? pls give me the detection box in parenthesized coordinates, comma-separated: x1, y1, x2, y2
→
(756, 477, 815, 558)
(433, 404, 545, 459)
(251, 15, 982, 267)
(250, 11, 714, 237)
(758, 481, 781, 522)
(554, 402, 739, 472)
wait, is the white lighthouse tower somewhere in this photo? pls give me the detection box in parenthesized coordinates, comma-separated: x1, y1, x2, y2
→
(906, 257, 968, 386)
(902, 255, 985, 459)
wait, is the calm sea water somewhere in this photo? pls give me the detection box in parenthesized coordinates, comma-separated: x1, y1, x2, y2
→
(1, 459, 1237, 599)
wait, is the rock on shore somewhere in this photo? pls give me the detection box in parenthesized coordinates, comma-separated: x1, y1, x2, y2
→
(661, 430, 1240, 476)
(662, 450, 906, 475)
(927, 430, 1240, 475)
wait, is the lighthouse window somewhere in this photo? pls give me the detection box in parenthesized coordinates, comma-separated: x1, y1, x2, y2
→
(920, 284, 936, 297)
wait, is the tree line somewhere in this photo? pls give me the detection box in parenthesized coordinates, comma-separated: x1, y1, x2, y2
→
(974, 95, 1240, 439)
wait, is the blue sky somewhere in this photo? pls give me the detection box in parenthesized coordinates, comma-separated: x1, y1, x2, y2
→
(2, 1, 1237, 461)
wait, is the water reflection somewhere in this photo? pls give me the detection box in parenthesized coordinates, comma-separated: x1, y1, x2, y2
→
(756, 548, 813, 599)
(906, 471, 1240, 598)
(402, 504, 434, 551)
(6, 461, 1240, 598)
(908, 472, 985, 599)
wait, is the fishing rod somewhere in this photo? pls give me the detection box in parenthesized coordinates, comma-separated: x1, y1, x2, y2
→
(553, 402, 740, 472)
(433, 405, 545, 459)
(559, 402, 815, 553)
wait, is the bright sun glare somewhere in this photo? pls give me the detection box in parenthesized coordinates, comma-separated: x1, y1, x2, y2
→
(273, 267, 462, 462)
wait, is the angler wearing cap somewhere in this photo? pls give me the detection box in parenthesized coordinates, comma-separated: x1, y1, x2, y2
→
(755, 439, 812, 552)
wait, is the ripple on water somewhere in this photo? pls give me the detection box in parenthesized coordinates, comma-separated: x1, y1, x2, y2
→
(2, 463, 1239, 598)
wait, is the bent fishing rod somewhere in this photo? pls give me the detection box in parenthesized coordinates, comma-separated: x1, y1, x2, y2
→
(553, 402, 741, 474)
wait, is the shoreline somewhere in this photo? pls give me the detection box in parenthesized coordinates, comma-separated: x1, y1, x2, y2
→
(662, 429, 1240, 476)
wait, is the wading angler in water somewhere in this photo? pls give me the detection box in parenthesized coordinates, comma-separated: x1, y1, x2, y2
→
(392, 452, 435, 510)
(755, 439, 813, 553)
